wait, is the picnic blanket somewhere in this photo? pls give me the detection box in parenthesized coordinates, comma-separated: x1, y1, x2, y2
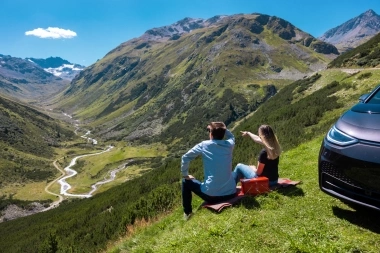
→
(201, 187, 245, 213)
(201, 178, 301, 212)
(271, 178, 301, 190)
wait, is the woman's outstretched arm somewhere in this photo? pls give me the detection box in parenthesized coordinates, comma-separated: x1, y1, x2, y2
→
(240, 131, 264, 145)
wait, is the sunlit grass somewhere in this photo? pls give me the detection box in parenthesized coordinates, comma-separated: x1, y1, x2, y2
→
(2, 181, 53, 201)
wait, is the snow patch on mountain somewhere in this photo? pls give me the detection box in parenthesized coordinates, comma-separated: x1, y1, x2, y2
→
(44, 64, 84, 80)
(26, 56, 85, 80)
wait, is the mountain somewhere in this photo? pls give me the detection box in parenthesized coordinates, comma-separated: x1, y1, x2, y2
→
(0, 54, 69, 101)
(319, 9, 380, 53)
(55, 13, 338, 154)
(26, 56, 85, 80)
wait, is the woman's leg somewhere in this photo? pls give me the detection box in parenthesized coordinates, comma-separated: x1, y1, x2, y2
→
(233, 163, 258, 183)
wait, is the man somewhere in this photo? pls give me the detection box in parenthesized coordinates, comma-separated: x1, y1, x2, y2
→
(181, 122, 237, 219)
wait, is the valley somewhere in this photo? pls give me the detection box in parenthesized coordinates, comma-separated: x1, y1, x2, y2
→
(0, 110, 167, 222)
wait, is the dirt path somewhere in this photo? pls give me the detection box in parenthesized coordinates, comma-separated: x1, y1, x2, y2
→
(339, 67, 380, 74)
(42, 159, 65, 211)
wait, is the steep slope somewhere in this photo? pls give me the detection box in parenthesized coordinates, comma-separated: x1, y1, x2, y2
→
(0, 54, 69, 101)
(328, 31, 380, 68)
(55, 13, 337, 154)
(319, 9, 380, 53)
(0, 95, 76, 188)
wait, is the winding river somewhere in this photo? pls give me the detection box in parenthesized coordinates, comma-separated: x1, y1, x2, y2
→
(53, 114, 122, 198)
(57, 144, 114, 198)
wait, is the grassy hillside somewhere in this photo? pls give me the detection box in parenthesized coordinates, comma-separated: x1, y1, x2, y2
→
(108, 136, 380, 253)
(0, 95, 79, 205)
(328, 32, 380, 68)
(0, 95, 76, 185)
(0, 68, 378, 252)
(108, 68, 380, 252)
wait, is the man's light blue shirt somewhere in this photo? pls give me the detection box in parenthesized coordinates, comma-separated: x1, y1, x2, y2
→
(181, 129, 236, 196)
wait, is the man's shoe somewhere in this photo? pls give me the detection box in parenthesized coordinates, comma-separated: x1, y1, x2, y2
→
(183, 212, 193, 221)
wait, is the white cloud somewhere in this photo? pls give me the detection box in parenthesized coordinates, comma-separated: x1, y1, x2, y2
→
(25, 27, 77, 39)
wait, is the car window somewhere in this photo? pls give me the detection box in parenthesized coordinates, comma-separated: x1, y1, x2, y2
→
(367, 89, 380, 104)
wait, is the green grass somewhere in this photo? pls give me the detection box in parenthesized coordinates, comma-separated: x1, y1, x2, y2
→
(108, 136, 380, 253)
(1, 181, 54, 201)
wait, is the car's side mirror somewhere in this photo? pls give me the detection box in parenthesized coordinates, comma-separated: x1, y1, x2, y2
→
(359, 93, 369, 102)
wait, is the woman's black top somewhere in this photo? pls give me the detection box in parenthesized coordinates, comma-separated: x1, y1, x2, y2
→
(258, 148, 279, 182)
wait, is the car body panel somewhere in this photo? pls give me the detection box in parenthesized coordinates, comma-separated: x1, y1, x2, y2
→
(321, 136, 380, 164)
(337, 111, 380, 142)
(319, 142, 380, 210)
(351, 103, 380, 113)
(318, 84, 380, 211)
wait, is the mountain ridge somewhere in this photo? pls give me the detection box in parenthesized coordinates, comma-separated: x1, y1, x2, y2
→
(328, 31, 380, 68)
(0, 54, 68, 101)
(319, 9, 380, 52)
(55, 13, 338, 155)
(0, 54, 85, 101)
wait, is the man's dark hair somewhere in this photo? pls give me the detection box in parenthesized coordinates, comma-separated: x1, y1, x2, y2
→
(210, 122, 226, 140)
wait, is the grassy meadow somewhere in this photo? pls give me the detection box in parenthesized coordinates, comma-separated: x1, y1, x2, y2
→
(108, 135, 380, 253)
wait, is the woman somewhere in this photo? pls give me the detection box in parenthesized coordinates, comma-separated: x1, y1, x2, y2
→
(233, 125, 281, 186)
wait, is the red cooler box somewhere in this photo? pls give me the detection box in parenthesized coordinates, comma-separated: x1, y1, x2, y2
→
(240, 177, 269, 195)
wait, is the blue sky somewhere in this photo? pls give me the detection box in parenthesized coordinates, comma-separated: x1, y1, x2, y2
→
(1, 0, 380, 66)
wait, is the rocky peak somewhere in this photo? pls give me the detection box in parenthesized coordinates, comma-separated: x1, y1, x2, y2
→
(319, 9, 380, 52)
(140, 16, 227, 41)
(362, 9, 377, 18)
(26, 56, 71, 68)
(0, 54, 54, 80)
